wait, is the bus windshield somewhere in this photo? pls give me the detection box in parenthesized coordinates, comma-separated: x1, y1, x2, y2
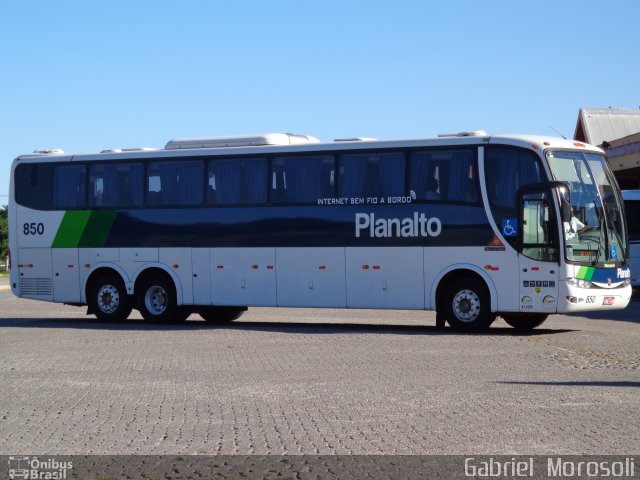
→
(546, 150, 628, 265)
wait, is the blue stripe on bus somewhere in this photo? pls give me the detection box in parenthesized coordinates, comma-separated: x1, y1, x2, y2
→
(103, 204, 494, 248)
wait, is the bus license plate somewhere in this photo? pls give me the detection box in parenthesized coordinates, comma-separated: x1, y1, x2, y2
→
(603, 296, 615, 305)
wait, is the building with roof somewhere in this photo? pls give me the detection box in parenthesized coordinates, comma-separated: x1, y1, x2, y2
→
(574, 107, 640, 189)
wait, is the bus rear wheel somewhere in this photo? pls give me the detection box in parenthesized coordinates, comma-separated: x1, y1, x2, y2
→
(136, 274, 190, 324)
(444, 277, 495, 332)
(198, 306, 247, 324)
(89, 273, 132, 322)
(502, 314, 548, 330)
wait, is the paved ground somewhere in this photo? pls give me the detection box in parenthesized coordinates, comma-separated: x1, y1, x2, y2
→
(0, 276, 638, 455)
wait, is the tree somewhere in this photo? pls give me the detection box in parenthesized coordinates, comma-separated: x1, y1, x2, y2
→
(0, 205, 7, 265)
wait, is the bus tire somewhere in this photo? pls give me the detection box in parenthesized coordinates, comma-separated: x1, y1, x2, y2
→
(198, 306, 246, 323)
(88, 273, 132, 323)
(136, 274, 190, 324)
(502, 314, 548, 330)
(444, 277, 495, 332)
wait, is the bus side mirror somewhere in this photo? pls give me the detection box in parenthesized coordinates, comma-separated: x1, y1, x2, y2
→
(561, 198, 572, 223)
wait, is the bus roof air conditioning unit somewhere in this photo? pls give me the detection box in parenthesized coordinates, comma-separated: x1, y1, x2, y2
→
(437, 131, 487, 138)
(165, 133, 321, 150)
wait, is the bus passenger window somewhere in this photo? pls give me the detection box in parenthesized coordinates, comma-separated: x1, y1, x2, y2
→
(271, 155, 334, 203)
(208, 157, 267, 205)
(15, 163, 54, 210)
(53, 165, 86, 209)
(338, 152, 404, 198)
(409, 149, 476, 202)
(89, 163, 144, 208)
(146, 160, 204, 206)
(484, 147, 544, 248)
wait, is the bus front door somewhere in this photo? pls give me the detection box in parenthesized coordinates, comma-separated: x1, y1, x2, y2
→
(518, 189, 560, 313)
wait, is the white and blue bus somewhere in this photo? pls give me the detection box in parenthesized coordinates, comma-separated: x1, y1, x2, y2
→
(8, 132, 632, 331)
(622, 190, 640, 287)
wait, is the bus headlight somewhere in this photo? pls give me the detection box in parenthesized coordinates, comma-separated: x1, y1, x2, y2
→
(566, 277, 593, 288)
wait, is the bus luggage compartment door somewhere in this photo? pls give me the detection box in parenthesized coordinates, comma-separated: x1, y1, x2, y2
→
(276, 248, 346, 308)
(345, 247, 424, 309)
(52, 248, 81, 303)
(210, 248, 277, 306)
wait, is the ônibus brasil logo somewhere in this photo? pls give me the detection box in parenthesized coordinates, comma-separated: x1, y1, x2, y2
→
(355, 212, 442, 238)
(8, 457, 73, 480)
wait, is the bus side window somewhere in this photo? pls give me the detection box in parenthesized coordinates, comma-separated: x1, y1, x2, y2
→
(338, 152, 404, 198)
(89, 163, 144, 208)
(409, 149, 476, 202)
(484, 147, 544, 247)
(208, 157, 267, 205)
(53, 165, 86, 210)
(15, 163, 54, 210)
(271, 155, 334, 204)
(146, 160, 204, 206)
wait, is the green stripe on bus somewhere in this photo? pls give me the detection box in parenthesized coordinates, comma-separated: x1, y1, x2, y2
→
(78, 210, 118, 247)
(576, 266, 595, 281)
(51, 210, 92, 248)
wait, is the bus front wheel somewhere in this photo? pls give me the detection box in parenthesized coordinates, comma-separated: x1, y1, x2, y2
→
(88, 273, 132, 322)
(502, 314, 548, 330)
(136, 274, 190, 324)
(444, 277, 495, 332)
(198, 306, 246, 323)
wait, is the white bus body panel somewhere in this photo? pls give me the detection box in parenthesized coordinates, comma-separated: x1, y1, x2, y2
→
(52, 248, 81, 303)
(192, 248, 212, 305)
(210, 248, 277, 306)
(159, 248, 193, 304)
(346, 247, 424, 309)
(120, 248, 158, 262)
(518, 256, 559, 313)
(16, 248, 53, 300)
(276, 248, 346, 307)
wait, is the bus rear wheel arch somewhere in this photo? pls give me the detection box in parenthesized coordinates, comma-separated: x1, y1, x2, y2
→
(135, 269, 190, 324)
(437, 272, 495, 332)
(87, 270, 133, 322)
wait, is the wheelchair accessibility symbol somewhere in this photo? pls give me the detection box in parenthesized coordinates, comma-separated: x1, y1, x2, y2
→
(502, 218, 518, 237)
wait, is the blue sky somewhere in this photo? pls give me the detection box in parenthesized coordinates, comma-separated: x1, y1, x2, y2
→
(1, 0, 639, 204)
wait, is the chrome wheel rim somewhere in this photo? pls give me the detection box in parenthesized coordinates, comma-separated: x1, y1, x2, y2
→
(452, 289, 481, 323)
(145, 286, 168, 316)
(97, 284, 120, 314)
